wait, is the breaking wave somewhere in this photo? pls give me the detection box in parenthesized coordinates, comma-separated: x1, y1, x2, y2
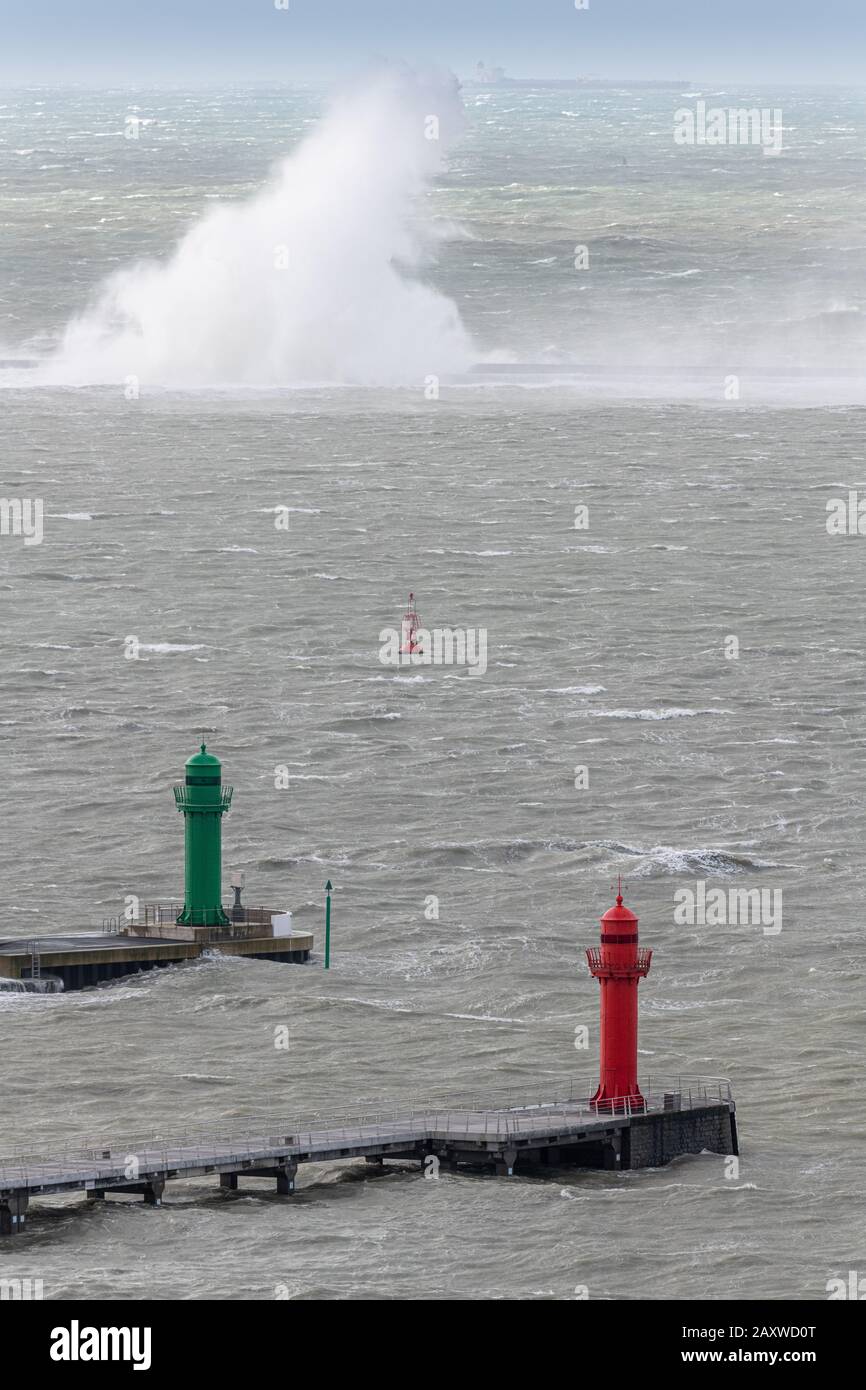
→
(41, 65, 474, 388)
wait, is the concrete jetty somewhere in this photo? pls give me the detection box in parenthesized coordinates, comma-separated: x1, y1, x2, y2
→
(0, 919, 313, 992)
(0, 1078, 736, 1236)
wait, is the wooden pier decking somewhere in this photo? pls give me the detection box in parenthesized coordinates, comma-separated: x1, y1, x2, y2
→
(0, 1078, 736, 1235)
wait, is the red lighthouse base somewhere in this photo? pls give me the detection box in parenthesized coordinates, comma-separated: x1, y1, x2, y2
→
(591, 1084, 645, 1116)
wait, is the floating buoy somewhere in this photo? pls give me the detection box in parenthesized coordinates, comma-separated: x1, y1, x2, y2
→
(400, 592, 423, 654)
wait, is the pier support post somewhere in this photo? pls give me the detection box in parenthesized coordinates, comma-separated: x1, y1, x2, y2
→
(219, 1172, 238, 1191)
(495, 1148, 519, 1177)
(603, 1136, 622, 1171)
(276, 1162, 298, 1196)
(142, 1180, 164, 1207)
(365, 1155, 384, 1168)
(0, 1192, 28, 1236)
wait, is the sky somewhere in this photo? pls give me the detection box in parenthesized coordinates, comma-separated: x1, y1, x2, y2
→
(0, 0, 864, 85)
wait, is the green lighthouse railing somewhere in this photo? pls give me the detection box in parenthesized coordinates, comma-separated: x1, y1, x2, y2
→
(173, 785, 234, 814)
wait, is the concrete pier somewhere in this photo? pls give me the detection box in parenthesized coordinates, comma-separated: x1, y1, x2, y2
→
(0, 1078, 736, 1238)
(0, 923, 313, 992)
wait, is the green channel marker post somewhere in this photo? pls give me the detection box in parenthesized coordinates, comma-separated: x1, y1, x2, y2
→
(324, 880, 332, 969)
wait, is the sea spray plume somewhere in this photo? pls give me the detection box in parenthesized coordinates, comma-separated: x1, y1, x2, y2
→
(47, 66, 474, 387)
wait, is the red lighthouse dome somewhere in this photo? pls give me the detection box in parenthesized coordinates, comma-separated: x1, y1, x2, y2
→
(600, 891, 638, 931)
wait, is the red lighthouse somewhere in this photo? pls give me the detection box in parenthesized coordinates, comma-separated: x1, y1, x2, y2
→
(586, 883, 652, 1112)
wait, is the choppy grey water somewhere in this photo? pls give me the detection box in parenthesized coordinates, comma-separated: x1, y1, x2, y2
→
(0, 83, 865, 1300)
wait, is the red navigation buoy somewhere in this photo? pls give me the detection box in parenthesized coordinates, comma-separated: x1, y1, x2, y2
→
(400, 592, 423, 655)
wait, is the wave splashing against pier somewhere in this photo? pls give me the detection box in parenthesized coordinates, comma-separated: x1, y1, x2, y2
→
(43, 66, 473, 388)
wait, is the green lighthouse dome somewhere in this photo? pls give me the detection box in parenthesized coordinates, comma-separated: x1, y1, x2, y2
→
(185, 743, 222, 785)
(186, 742, 220, 767)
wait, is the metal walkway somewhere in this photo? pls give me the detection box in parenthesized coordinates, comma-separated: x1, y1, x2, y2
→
(0, 1077, 735, 1235)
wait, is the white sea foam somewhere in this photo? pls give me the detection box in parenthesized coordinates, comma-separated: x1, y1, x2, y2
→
(590, 707, 731, 720)
(40, 66, 473, 388)
(542, 685, 607, 695)
(137, 642, 205, 654)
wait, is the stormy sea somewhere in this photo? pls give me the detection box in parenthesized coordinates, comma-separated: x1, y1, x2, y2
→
(0, 74, 864, 1298)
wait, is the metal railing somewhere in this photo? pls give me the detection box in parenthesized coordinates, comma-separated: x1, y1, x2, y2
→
(586, 946, 653, 976)
(0, 1076, 734, 1188)
(172, 785, 233, 813)
(141, 903, 278, 929)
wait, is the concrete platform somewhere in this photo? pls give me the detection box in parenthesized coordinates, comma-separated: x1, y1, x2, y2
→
(0, 930, 314, 991)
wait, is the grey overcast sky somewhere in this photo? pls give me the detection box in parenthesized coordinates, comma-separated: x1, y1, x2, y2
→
(0, 1, 864, 85)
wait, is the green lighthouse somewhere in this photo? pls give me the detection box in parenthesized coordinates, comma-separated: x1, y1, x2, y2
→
(173, 744, 233, 927)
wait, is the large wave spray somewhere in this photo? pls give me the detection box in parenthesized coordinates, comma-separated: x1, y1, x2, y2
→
(47, 67, 474, 387)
